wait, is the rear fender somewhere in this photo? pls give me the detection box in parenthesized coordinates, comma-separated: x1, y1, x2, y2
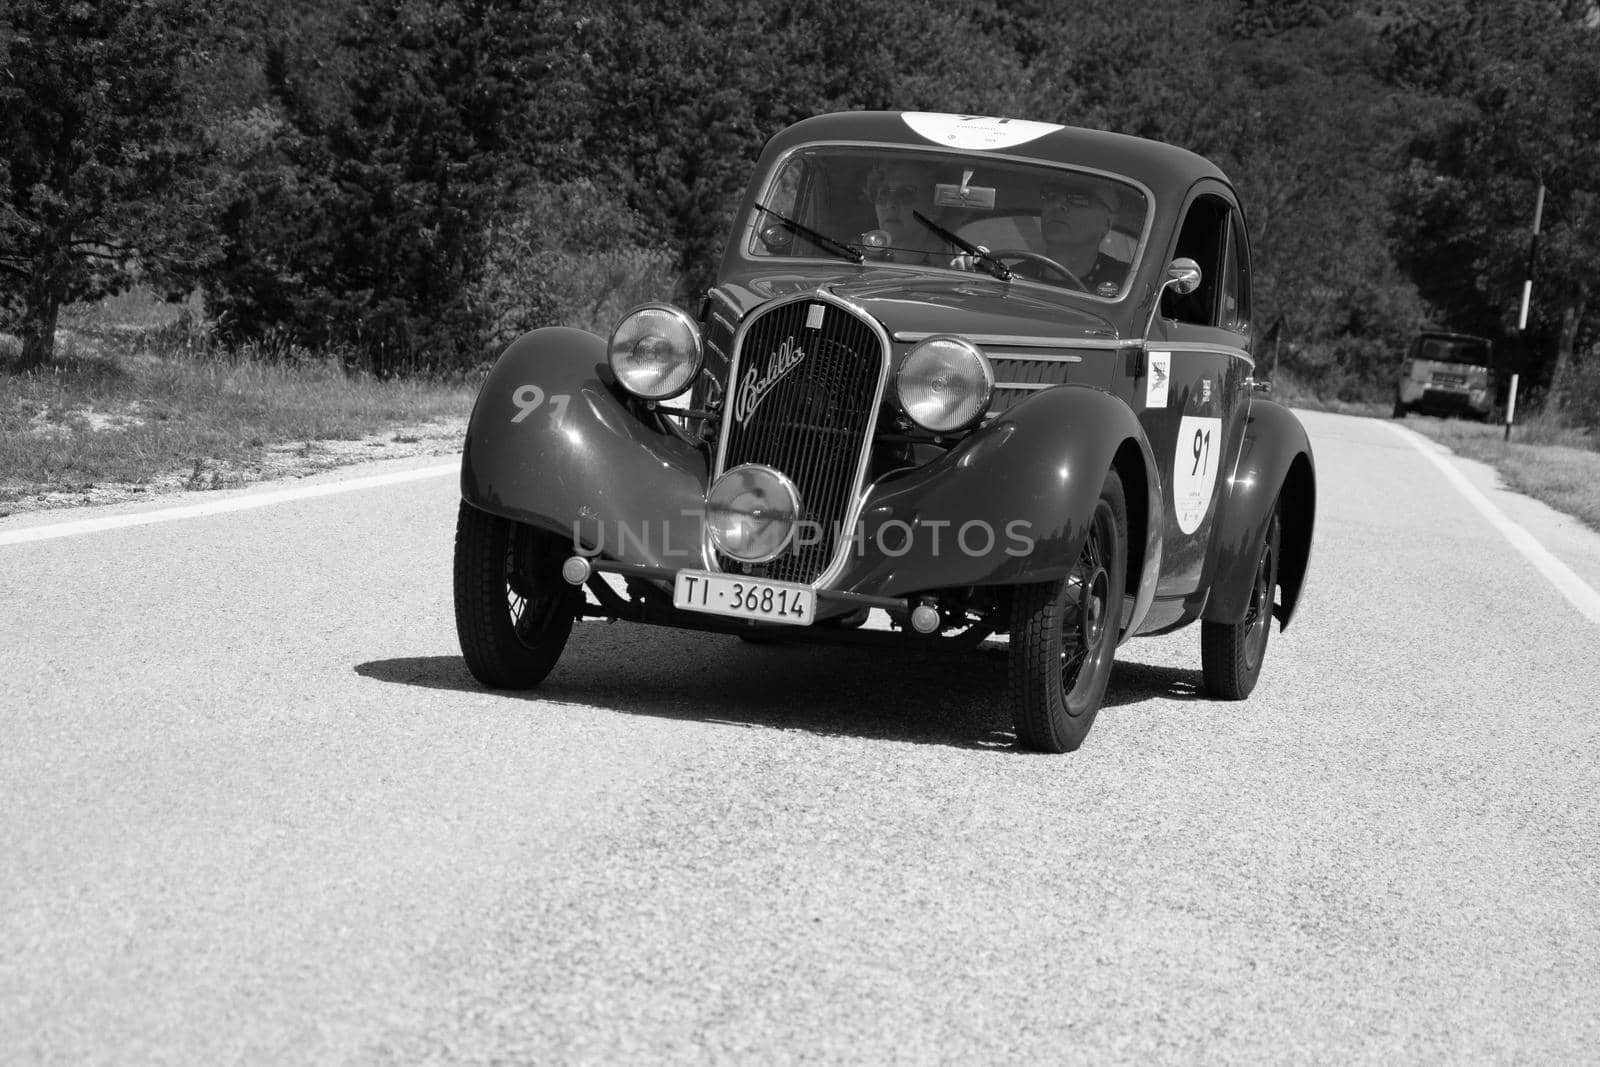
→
(461, 327, 711, 567)
(835, 386, 1163, 636)
(1202, 397, 1316, 628)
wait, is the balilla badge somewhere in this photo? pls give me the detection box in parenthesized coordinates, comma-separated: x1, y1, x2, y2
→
(734, 336, 806, 426)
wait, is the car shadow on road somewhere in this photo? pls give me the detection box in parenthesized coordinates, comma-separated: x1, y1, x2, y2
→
(357, 623, 1204, 752)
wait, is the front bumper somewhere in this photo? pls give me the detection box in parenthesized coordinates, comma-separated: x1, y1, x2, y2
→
(560, 554, 993, 645)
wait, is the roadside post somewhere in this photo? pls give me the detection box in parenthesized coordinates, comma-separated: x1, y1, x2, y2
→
(1505, 373, 1519, 441)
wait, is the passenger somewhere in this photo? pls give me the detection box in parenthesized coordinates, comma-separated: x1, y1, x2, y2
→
(864, 160, 952, 265)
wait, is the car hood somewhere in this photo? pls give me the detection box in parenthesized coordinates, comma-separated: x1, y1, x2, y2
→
(713, 270, 1127, 344)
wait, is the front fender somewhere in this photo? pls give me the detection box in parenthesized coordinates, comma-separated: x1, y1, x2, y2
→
(834, 386, 1163, 634)
(1203, 397, 1316, 628)
(461, 327, 710, 566)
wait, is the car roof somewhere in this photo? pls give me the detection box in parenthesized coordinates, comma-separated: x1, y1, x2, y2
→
(762, 111, 1232, 202)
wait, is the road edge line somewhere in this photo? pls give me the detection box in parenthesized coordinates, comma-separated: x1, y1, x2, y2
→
(0, 461, 459, 547)
(1384, 422, 1600, 627)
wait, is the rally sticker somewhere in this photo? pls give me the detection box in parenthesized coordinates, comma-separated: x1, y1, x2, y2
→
(902, 113, 1063, 150)
(1173, 415, 1223, 535)
(1146, 351, 1171, 408)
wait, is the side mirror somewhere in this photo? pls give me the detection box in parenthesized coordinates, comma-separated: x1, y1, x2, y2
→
(1166, 257, 1202, 295)
(1143, 257, 1204, 340)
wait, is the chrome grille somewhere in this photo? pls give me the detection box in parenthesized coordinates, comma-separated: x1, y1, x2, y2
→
(718, 297, 884, 584)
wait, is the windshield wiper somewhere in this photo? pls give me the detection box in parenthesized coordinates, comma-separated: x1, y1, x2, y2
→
(755, 202, 863, 264)
(912, 209, 1013, 281)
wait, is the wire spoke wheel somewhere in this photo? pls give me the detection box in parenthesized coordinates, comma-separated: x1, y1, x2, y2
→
(454, 502, 580, 689)
(1009, 469, 1128, 753)
(1201, 509, 1280, 700)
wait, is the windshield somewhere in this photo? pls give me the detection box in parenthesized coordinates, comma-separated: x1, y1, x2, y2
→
(1414, 336, 1492, 366)
(747, 146, 1151, 300)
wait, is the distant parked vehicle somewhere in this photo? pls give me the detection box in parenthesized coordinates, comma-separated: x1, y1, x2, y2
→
(1393, 331, 1495, 420)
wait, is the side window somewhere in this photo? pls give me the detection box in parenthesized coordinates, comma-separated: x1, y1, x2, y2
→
(1161, 194, 1230, 327)
(1220, 211, 1250, 334)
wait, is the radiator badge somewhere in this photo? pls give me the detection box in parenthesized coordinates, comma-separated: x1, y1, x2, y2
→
(734, 335, 806, 426)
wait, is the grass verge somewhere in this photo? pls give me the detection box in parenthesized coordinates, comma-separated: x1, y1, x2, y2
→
(2, 297, 477, 516)
(1401, 412, 1600, 532)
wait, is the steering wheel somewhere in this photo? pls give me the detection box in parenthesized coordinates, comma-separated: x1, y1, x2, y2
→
(987, 249, 1087, 291)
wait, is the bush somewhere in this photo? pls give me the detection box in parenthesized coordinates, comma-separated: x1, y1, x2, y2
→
(1555, 352, 1600, 432)
(476, 180, 680, 351)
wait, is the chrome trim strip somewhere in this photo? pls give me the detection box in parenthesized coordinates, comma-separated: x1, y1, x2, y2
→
(710, 311, 736, 336)
(993, 382, 1056, 392)
(710, 288, 893, 591)
(1144, 340, 1255, 369)
(895, 332, 1123, 349)
(986, 351, 1084, 364)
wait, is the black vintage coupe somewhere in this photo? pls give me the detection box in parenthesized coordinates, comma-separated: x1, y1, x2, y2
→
(454, 111, 1316, 753)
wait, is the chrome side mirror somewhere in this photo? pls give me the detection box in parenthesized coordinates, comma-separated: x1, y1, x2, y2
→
(1166, 257, 1202, 295)
(1143, 257, 1204, 340)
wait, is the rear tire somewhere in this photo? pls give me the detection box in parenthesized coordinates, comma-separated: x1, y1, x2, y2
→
(1201, 510, 1280, 700)
(454, 502, 580, 688)
(1008, 470, 1127, 753)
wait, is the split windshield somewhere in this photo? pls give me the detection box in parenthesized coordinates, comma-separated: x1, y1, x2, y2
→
(748, 146, 1150, 300)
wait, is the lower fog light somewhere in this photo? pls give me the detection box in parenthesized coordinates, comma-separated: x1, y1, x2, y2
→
(706, 464, 802, 564)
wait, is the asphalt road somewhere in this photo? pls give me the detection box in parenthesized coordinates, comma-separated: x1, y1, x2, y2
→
(3, 410, 1598, 1064)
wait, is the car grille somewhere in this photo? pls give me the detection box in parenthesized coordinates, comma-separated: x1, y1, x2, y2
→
(716, 297, 885, 585)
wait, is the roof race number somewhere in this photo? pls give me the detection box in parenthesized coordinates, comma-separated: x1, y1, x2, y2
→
(902, 113, 1063, 150)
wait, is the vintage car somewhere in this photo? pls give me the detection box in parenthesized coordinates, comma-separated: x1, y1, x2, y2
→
(1393, 330, 1496, 420)
(453, 111, 1316, 753)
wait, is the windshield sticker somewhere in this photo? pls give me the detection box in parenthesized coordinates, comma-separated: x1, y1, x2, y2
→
(903, 113, 1063, 150)
(1146, 351, 1171, 408)
(1174, 415, 1223, 535)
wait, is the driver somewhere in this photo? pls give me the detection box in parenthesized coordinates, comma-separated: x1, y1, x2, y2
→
(1036, 174, 1127, 295)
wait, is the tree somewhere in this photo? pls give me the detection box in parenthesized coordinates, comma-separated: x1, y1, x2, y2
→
(575, 0, 1028, 303)
(0, 0, 226, 369)
(206, 0, 591, 373)
(1386, 0, 1600, 410)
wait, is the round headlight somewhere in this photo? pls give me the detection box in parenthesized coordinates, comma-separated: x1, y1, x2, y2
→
(706, 464, 801, 564)
(895, 336, 993, 433)
(607, 304, 703, 401)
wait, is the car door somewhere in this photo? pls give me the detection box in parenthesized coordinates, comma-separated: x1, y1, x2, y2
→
(1139, 185, 1254, 601)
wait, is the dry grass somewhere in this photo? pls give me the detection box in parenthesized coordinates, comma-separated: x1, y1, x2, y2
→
(1, 290, 477, 515)
(1404, 412, 1600, 532)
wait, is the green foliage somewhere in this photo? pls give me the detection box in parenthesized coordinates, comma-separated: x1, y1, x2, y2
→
(476, 179, 678, 347)
(1386, 0, 1600, 408)
(572, 0, 1029, 300)
(7, 0, 1597, 405)
(0, 0, 229, 368)
(206, 0, 592, 374)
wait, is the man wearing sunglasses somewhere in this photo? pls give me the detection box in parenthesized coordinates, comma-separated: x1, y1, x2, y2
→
(1036, 175, 1127, 296)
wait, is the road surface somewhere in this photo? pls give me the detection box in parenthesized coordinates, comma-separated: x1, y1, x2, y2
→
(3, 410, 1597, 1063)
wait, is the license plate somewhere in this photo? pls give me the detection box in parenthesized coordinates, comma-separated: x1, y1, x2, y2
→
(673, 570, 815, 626)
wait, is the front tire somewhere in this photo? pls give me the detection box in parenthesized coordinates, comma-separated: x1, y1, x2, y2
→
(1201, 510, 1280, 700)
(1008, 469, 1127, 753)
(454, 502, 580, 689)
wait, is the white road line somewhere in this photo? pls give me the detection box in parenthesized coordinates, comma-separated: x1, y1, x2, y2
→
(0, 462, 459, 547)
(1386, 423, 1600, 626)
